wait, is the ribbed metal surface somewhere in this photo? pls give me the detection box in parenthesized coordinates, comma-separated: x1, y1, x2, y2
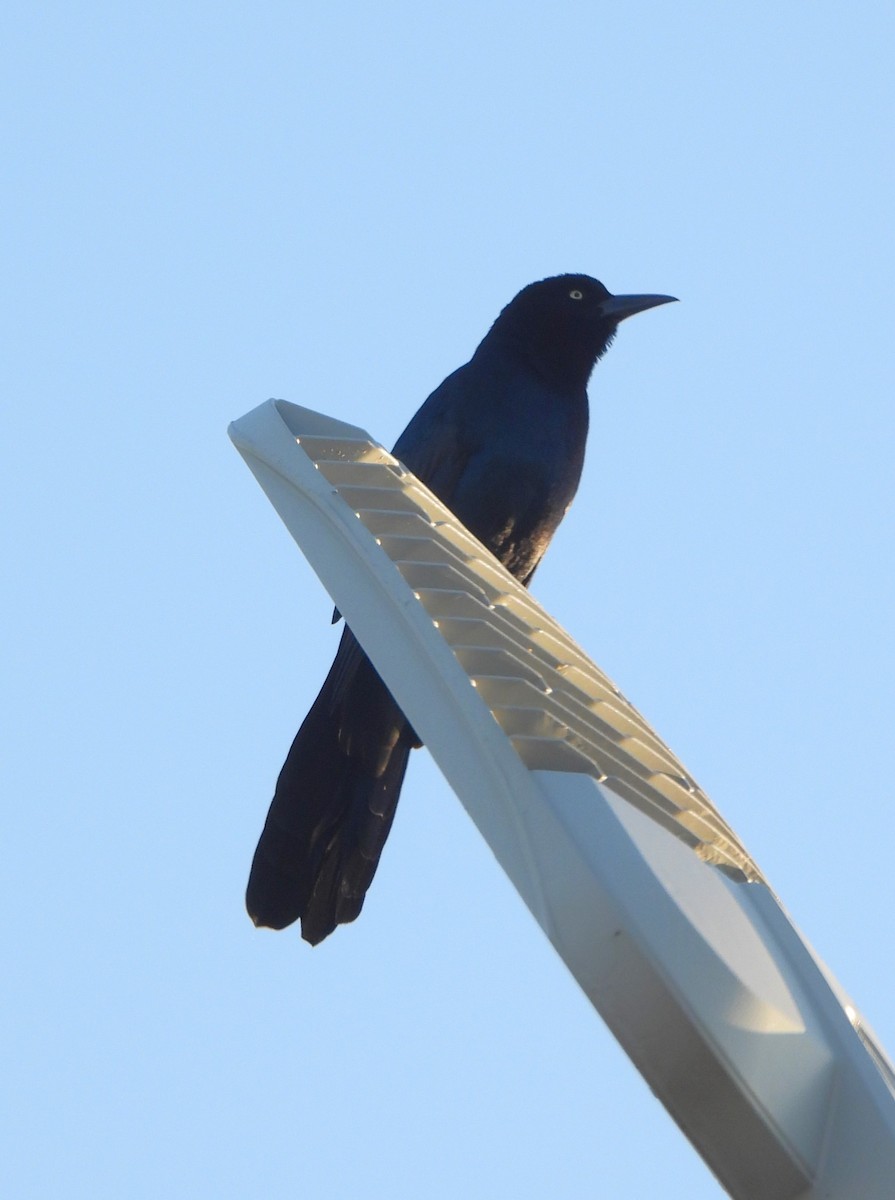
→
(232, 400, 895, 1198)
(297, 430, 762, 885)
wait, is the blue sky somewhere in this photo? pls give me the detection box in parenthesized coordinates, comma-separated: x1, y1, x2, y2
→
(4, 4, 894, 1197)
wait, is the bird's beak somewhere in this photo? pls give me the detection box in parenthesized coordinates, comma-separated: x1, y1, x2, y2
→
(599, 293, 678, 323)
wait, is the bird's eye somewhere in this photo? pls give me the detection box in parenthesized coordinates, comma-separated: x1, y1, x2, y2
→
(569, 289, 584, 300)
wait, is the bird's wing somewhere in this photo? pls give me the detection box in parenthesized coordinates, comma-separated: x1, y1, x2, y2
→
(391, 372, 472, 504)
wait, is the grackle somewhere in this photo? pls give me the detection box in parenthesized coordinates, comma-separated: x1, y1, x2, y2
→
(246, 274, 676, 944)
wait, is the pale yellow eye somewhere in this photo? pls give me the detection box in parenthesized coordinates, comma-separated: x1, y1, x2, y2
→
(569, 289, 584, 300)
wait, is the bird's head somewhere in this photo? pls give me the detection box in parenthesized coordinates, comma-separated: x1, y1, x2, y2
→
(487, 273, 677, 392)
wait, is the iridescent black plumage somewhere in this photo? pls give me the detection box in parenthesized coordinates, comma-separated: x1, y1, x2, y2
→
(246, 274, 675, 943)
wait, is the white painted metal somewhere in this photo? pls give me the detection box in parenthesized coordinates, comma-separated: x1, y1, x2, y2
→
(230, 398, 895, 1199)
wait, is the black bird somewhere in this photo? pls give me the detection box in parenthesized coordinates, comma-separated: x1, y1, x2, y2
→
(247, 274, 676, 944)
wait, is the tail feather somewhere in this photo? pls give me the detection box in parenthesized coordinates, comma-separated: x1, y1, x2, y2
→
(246, 629, 417, 944)
(298, 736, 412, 945)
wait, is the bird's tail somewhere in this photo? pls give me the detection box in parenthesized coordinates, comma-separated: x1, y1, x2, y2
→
(245, 629, 417, 945)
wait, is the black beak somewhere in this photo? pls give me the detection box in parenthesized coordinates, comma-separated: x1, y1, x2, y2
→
(598, 292, 678, 323)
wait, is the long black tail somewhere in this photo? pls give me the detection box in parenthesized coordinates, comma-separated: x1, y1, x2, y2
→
(246, 628, 418, 945)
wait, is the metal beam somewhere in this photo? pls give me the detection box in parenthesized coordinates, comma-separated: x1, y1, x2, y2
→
(230, 398, 895, 1198)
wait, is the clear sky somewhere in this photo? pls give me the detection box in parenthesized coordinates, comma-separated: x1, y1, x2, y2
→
(4, 3, 894, 1197)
